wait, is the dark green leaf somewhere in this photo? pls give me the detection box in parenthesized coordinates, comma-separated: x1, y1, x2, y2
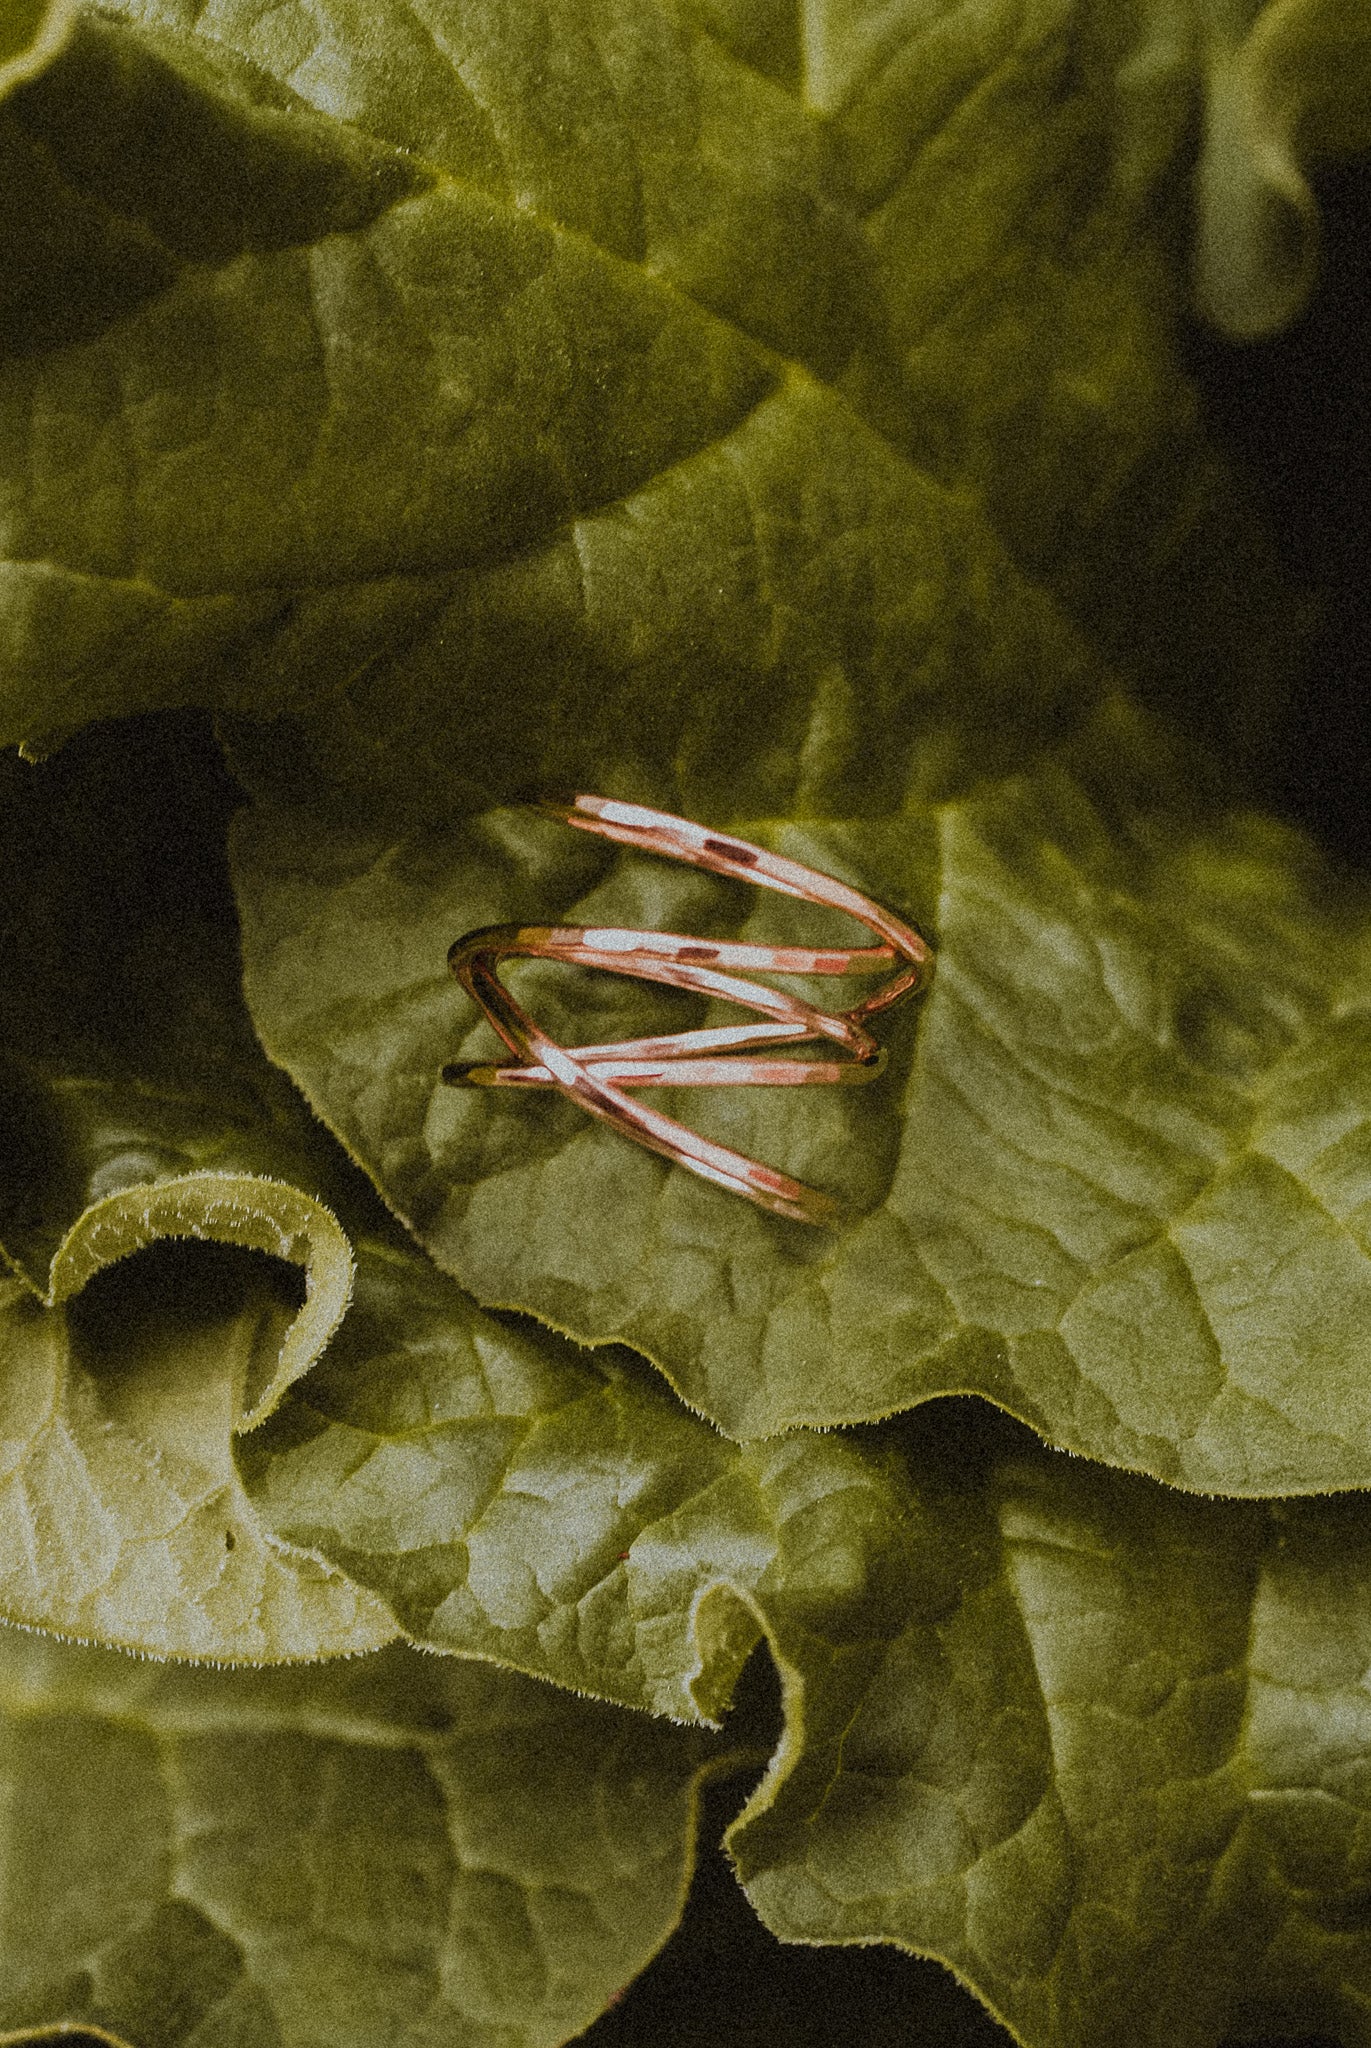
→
(1192, 0, 1371, 336)
(730, 1400, 1371, 2048)
(0, 0, 72, 98)
(0, 0, 1304, 757)
(229, 711, 1371, 1492)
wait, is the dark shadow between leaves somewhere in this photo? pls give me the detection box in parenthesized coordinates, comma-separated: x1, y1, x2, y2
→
(584, 1645, 1013, 2048)
(1182, 157, 1371, 873)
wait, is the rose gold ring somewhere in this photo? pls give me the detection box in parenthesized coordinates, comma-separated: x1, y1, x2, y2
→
(442, 796, 933, 1226)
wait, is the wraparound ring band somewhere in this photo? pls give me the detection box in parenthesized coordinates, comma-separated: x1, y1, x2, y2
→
(443, 795, 934, 1226)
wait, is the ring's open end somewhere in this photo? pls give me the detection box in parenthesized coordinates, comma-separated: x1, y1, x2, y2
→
(765, 1181, 843, 1228)
(523, 791, 590, 824)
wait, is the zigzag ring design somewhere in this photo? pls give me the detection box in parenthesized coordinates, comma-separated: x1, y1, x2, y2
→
(442, 795, 934, 1226)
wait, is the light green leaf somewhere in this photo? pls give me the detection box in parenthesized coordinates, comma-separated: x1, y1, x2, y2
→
(0, 2029, 135, 2048)
(0, 1244, 397, 1660)
(228, 709, 1371, 1494)
(241, 1231, 754, 1723)
(0, 0, 1304, 765)
(45, 1171, 352, 1429)
(0, 1623, 725, 2048)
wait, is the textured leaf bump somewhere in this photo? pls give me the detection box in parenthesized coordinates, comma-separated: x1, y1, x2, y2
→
(730, 1401, 1371, 2048)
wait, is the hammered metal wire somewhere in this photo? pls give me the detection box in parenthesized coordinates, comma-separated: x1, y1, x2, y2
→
(442, 796, 934, 1225)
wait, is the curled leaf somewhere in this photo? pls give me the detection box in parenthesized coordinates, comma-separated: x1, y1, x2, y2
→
(247, 1305, 1371, 2042)
(0, 1244, 393, 1661)
(46, 1170, 353, 1432)
(0, 0, 73, 99)
(0, 719, 394, 1658)
(1194, 0, 1371, 336)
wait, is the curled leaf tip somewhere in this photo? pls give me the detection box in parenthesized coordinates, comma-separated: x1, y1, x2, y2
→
(1194, 48, 1321, 337)
(45, 1170, 354, 1433)
(1194, 0, 1371, 338)
(0, 0, 75, 100)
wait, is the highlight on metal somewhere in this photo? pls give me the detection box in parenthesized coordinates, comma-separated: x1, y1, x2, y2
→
(442, 795, 934, 1227)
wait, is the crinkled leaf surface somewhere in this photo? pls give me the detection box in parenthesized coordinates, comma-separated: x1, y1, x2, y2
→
(250, 1343, 1371, 2044)
(15, 0, 1370, 1490)
(12, 1142, 1371, 2042)
(577, 1754, 1014, 2048)
(228, 697, 1371, 1494)
(4, 4, 1371, 2040)
(0, 1242, 395, 1662)
(99, 0, 1340, 1487)
(241, 1234, 752, 1723)
(729, 1399, 1371, 2048)
(0, 713, 887, 1715)
(10, 716, 1371, 2041)
(0, 0, 1306, 763)
(0, 719, 397, 1658)
(0, 1622, 724, 2048)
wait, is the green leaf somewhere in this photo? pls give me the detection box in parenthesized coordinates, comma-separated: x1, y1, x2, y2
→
(227, 708, 1371, 1494)
(0, 715, 357, 1291)
(0, 709, 755, 1685)
(0, 2030, 135, 2048)
(247, 1340, 1371, 2040)
(0, 1234, 401, 1661)
(0, 0, 1305, 764)
(241, 1234, 755, 1722)
(45, 1171, 353, 1429)
(0, 0, 774, 751)
(10, 711, 1371, 2041)
(579, 1752, 1014, 2048)
(0, 711, 905, 1721)
(727, 1399, 1371, 2048)
(0, 1623, 725, 2048)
